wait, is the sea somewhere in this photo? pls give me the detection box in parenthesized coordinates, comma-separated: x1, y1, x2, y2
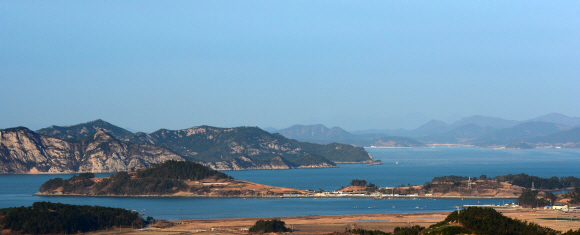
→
(1, 147, 579, 221)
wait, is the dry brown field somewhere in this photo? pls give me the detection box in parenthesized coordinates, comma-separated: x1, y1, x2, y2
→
(97, 209, 579, 235)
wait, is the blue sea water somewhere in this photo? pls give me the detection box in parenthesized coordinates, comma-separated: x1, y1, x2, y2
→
(228, 147, 580, 191)
(0, 148, 579, 220)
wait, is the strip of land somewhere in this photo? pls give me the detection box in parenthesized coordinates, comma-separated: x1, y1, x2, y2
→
(111, 209, 580, 235)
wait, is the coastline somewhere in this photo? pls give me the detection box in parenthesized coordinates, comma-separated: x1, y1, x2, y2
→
(33, 192, 518, 199)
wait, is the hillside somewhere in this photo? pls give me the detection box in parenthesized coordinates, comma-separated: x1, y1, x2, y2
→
(425, 207, 562, 235)
(276, 124, 423, 147)
(526, 128, 580, 148)
(418, 124, 497, 144)
(472, 121, 572, 146)
(276, 124, 357, 143)
(33, 120, 372, 170)
(529, 113, 580, 127)
(36, 160, 306, 197)
(0, 127, 184, 173)
(450, 115, 520, 129)
(126, 125, 371, 164)
(36, 119, 134, 141)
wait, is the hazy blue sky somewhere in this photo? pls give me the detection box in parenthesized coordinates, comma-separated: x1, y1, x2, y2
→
(1, 1, 579, 132)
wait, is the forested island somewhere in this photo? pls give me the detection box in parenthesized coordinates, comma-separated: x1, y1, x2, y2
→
(36, 160, 305, 197)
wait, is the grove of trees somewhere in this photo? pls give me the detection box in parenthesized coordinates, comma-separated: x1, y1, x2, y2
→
(1, 202, 147, 234)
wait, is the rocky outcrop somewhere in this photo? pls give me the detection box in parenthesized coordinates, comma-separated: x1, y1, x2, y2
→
(296, 162, 338, 169)
(0, 127, 184, 174)
(199, 156, 296, 171)
(199, 154, 339, 171)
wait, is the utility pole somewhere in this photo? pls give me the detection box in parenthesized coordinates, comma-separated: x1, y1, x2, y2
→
(468, 177, 472, 190)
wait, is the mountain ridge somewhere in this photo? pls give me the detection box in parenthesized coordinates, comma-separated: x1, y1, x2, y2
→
(0, 127, 184, 174)
(276, 124, 424, 147)
(26, 120, 373, 172)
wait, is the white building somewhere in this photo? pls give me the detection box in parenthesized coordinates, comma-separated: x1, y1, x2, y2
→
(553, 205, 569, 211)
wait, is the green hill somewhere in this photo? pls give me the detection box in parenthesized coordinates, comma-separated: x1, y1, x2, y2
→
(37, 119, 134, 141)
(128, 126, 371, 164)
(430, 207, 560, 235)
(39, 161, 230, 195)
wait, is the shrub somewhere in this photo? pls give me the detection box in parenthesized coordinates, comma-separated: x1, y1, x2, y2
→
(249, 219, 289, 233)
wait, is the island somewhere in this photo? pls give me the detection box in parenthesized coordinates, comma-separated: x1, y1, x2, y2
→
(36, 160, 306, 197)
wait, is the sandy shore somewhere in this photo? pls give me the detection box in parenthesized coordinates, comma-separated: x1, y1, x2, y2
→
(99, 209, 579, 235)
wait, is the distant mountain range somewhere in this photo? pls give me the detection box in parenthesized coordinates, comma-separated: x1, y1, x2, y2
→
(470, 121, 573, 147)
(270, 113, 580, 148)
(274, 124, 423, 147)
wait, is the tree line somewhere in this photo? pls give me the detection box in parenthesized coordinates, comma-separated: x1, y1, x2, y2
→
(431, 174, 580, 190)
(1, 202, 148, 234)
(494, 174, 580, 190)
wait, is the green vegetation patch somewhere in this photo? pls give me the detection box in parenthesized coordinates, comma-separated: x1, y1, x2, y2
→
(444, 207, 558, 235)
(494, 173, 580, 190)
(422, 225, 471, 235)
(517, 191, 551, 208)
(0, 201, 148, 234)
(249, 219, 289, 233)
(0, 208, 13, 213)
(136, 160, 230, 181)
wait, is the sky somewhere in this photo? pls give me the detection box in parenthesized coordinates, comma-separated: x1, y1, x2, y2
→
(1, 1, 579, 132)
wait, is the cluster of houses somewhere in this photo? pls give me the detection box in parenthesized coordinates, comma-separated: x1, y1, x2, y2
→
(281, 191, 423, 198)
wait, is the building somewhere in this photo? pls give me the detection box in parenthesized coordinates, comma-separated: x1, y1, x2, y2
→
(553, 205, 569, 211)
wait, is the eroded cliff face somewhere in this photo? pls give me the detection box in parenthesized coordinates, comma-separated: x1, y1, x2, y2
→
(0, 128, 184, 174)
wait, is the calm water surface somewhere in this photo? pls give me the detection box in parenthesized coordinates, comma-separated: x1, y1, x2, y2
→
(1, 148, 578, 220)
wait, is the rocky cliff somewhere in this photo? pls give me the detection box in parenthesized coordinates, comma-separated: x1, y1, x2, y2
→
(199, 154, 338, 171)
(0, 127, 184, 173)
